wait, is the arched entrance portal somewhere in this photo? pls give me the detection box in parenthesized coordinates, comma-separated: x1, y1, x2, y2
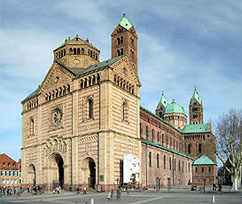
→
(28, 164, 36, 186)
(83, 157, 96, 188)
(49, 153, 64, 189)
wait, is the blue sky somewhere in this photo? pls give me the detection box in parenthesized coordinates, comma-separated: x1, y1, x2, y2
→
(0, 0, 242, 161)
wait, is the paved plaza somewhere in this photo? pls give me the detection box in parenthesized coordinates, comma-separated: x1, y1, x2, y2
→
(0, 189, 242, 204)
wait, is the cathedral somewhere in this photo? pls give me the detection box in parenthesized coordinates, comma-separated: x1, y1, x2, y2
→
(21, 14, 216, 191)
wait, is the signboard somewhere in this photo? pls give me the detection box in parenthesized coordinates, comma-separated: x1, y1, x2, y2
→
(123, 154, 140, 184)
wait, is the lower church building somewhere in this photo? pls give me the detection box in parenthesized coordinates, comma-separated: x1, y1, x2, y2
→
(21, 14, 216, 191)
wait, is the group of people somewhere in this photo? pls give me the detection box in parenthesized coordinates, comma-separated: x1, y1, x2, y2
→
(27, 185, 43, 195)
(53, 186, 62, 194)
(76, 187, 87, 195)
(108, 188, 121, 201)
(0, 186, 19, 197)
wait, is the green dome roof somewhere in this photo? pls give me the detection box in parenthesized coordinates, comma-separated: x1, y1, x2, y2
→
(163, 100, 186, 115)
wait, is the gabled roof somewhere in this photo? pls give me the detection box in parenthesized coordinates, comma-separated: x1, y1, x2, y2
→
(157, 92, 168, 108)
(163, 100, 186, 116)
(22, 55, 124, 104)
(116, 14, 133, 30)
(190, 88, 202, 105)
(0, 153, 19, 170)
(193, 155, 216, 165)
(142, 139, 194, 160)
(181, 123, 210, 134)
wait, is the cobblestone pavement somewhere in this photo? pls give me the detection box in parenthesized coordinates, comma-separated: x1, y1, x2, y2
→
(0, 191, 242, 204)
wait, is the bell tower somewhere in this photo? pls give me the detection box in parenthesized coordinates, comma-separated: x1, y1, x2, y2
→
(189, 88, 203, 124)
(111, 14, 138, 73)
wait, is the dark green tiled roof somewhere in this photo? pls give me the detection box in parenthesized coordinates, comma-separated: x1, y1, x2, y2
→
(163, 100, 186, 116)
(116, 14, 133, 30)
(64, 55, 123, 77)
(193, 155, 216, 165)
(21, 88, 38, 103)
(181, 123, 210, 134)
(142, 139, 193, 160)
(140, 106, 181, 133)
(79, 55, 123, 76)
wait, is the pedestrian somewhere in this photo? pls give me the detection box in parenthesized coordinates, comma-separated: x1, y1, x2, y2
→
(76, 187, 80, 194)
(108, 191, 112, 201)
(83, 187, 87, 195)
(116, 187, 121, 200)
(111, 189, 114, 199)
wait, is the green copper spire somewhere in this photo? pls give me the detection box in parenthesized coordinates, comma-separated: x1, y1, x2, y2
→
(158, 91, 168, 108)
(116, 13, 133, 30)
(190, 88, 202, 105)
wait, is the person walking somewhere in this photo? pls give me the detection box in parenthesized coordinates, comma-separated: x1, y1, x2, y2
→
(108, 191, 112, 201)
(116, 187, 121, 200)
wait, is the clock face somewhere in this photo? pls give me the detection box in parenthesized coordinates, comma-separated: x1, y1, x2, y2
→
(53, 108, 62, 125)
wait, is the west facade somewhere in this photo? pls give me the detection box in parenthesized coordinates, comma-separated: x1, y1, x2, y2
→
(21, 15, 216, 191)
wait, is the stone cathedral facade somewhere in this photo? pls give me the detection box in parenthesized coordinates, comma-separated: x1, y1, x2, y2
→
(21, 15, 216, 191)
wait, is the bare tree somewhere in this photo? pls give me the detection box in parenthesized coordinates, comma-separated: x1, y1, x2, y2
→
(215, 109, 242, 190)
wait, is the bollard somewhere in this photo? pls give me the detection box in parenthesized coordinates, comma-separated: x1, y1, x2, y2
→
(90, 198, 94, 204)
(212, 195, 215, 203)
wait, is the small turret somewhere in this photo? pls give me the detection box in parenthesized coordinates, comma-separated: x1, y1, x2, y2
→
(155, 92, 168, 118)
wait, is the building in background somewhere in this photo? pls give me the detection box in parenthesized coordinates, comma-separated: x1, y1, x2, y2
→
(21, 14, 215, 190)
(0, 154, 21, 187)
(192, 155, 217, 185)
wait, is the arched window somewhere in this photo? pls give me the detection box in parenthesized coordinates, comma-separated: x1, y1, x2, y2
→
(88, 98, 93, 119)
(157, 132, 160, 143)
(89, 77, 92, 86)
(117, 50, 120, 56)
(164, 155, 166, 169)
(120, 36, 123, 44)
(198, 143, 202, 153)
(84, 78, 87, 87)
(157, 154, 159, 168)
(120, 48, 123, 55)
(162, 134, 164, 145)
(81, 48, 84, 54)
(67, 84, 70, 93)
(188, 144, 191, 154)
(59, 87, 62, 96)
(55, 89, 58, 98)
(80, 80, 83, 88)
(64, 49, 66, 56)
(77, 48, 80, 55)
(63, 86, 66, 95)
(117, 38, 120, 45)
(122, 101, 128, 121)
(146, 126, 149, 139)
(74, 48, 76, 55)
(152, 129, 154, 142)
(149, 152, 152, 167)
(30, 117, 34, 135)
(174, 159, 176, 171)
(169, 157, 172, 170)
(93, 75, 96, 84)
(97, 74, 100, 83)
(69, 48, 72, 54)
(178, 160, 181, 171)
(90, 50, 93, 57)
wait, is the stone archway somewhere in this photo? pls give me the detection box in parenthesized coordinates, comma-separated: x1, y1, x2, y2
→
(82, 157, 96, 188)
(49, 153, 64, 189)
(28, 164, 36, 186)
